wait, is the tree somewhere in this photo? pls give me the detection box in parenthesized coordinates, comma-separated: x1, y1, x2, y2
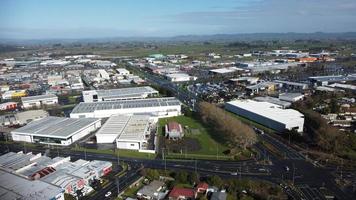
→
(198, 102, 257, 149)
(176, 171, 188, 183)
(189, 172, 200, 185)
(207, 175, 223, 188)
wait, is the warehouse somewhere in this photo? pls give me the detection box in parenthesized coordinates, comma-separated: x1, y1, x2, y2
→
(11, 116, 101, 145)
(165, 73, 197, 82)
(82, 86, 159, 102)
(225, 99, 304, 133)
(70, 97, 181, 119)
(21, 94, 58, 109)
(279, 93, 304, 102)
(96, 115, 152, 150)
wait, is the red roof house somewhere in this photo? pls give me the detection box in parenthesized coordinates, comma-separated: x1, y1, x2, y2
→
(196, 182, 209, 193)
(165, 122, 184, 140)
(169, 187, 196, 200)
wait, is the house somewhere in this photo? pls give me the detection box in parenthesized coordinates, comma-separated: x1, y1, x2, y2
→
(169, 187, 196, 200)
(196, 182, 209, 193)
(165, 122, 184, 140)
(137, 180, 165, 200)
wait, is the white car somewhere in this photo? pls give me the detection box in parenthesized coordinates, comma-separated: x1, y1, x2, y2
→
(105, 191, 112, 197)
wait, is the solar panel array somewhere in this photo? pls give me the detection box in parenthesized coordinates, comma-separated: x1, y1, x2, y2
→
(71, 97, 181, 114)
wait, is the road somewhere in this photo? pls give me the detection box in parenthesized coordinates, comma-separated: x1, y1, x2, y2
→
(1, 142, 354, 200)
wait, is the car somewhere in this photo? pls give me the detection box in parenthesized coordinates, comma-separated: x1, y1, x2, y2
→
(105, 191, 112, 197)
(284, 166, 290, 171)
(231, 172, 238, 175)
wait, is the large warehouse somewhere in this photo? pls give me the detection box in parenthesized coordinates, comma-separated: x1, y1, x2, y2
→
(225, 99, 304, 133)
(82, 86, 159, 103)
(96, 115, 152, 150)
(70, 97, 181, 119)
(11, 116, 101, 145)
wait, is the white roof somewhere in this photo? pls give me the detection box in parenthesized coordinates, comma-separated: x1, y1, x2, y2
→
(210, 67, 243, 74)
(21, 94, 57, 102)
(226, 99, 304, 124)
(96, 115, 150, 142)
(12, 116, 100, 139)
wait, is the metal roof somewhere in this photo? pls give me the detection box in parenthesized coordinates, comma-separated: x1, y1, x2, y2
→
(226, 99, 304, 125)
(96, 115, 150, 142)
(253, 96, 291, 108)
(12, 116, 100, 139)
(21, 94, 57, 102)
(72, 97, 180, 114)
(96, 86, 158, 98)
(0, 168, 63, 200)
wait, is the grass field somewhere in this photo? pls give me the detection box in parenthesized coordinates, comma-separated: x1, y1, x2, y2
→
(158, 116, 233, 160)
(72, 147, 156, 159)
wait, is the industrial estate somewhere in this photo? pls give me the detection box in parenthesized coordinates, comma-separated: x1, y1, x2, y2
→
(1, 1, 356, 200)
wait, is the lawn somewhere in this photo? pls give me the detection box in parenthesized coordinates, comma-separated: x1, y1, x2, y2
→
(72, 147, 156, 159)
(158, 116, 232, 160)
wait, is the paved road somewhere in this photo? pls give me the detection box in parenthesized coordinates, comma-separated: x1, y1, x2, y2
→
(1, 143, 354, 200)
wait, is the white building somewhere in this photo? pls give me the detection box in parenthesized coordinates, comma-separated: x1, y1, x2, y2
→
(82, 86, 159, 103)
(70, 97, 181, 119)
(11, 116, 101, 145)
(98, 69, 110, 80)
(225, 99, 304, 133)
(116, 68, 130, 75)
(96, 115, 152, 150)
(279, 93, 304, 102)
(165, 73, 197, 82)
(21, 94, 58, 109)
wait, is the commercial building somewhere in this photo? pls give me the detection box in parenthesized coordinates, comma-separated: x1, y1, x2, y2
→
(1, 90, 27, 100)
(274, 80, 308, 90)
(0, 151, 112, 197)
(21, 94, 58, 109)
(309, 74, 356, 86)
(0, 168, 65, 200)
(96, 115, 152, 150)
(209, 67, 244, 75)
(70, 97, 181, 119)
(279, 93, 304, 102)
(253, 96, 291, 108)
(0, 110, 48, 127)
(0, 102, 17, 111)
(165, 73, 197, 82)
(82, 86, 159, 103)
(11, 116, 101, 146)
(245, 82, 277, 95)
(225, 99, 304, 133)
(116, 68, 130, 75)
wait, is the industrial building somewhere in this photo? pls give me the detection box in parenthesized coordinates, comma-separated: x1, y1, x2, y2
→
(70, 97, 181, 119)
(0, 110, 48, 127)
(0, 151, 112, 197)
(0, 168, 65, 200)
(225, 99, 304, 133)
(116, 68, 130, 75)
(82, 86, 159, 102)
(0, 102, 17, 111)
(11, 116, 101, 145)
(253, 96, 291, 108)
(165, 73, 197, 82)
(21, 94, 58, 109)
(309, 74, 356, 86)
(274, 80, 308, 91)
(96, 115, 153, 150)
(1, 90, 27, 100)
(209, 67, 244, 75)
(279, 93, 305, 102)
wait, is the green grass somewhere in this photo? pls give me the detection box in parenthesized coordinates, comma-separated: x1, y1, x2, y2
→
(158, 116, 231, 159)
(72, 147, 156, 159)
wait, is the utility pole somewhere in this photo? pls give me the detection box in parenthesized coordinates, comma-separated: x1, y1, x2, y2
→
(162, 148, 166, 173)
(216, 144, 218, 160)
(239, 165, 242, 180)
(195, 160, 197, 174)
(117, 149, 120, 195)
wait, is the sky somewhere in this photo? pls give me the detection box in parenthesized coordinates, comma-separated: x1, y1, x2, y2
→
(0, 0, 356, 39)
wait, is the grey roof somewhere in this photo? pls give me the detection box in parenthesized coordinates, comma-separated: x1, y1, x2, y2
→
(274, 80, 308, 88)
(137, 180, 165, 197)
(211, 192, 227, 200)
(279, 93, 304, 99)
(96, 86, 158, 98)
(21, 94, 57, 102)
(12, 116, 100, 139)
(96, 115, 150, 142)
(72, 97, 181, 114)
(0, 169, 63, 200)
(253, 96, 291, 108)
(309, 74, 356, 82)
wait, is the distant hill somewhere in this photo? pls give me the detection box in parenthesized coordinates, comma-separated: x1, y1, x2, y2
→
(1, 32, 356, 45)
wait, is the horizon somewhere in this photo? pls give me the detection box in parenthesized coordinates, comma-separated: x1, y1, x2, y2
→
(1, 0, 356, 40)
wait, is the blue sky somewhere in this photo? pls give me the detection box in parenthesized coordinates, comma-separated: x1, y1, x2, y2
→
(0, 0, 356, 39)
